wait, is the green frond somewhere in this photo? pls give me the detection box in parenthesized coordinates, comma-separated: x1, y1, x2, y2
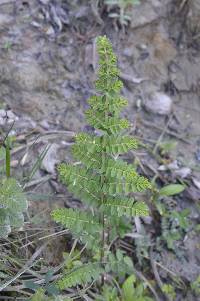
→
(52, 208, 101, 249)
(72, 144, 102, 170)
(105, 159, 137, 178)
(72, 133, 102, 169)
(69, 181, 101, 207)
(103, 135, 138, 154)
(105, 159, 137, 179)
(51, 208, 102, 251)
(130, 175, 152, 192)
(103, 178, 124, 195)
(85, 109, 105, 130)
(73, 134, 138, 167)
(57, 263, 104, 289)
(58, 163, 100, 192)
(103, 198, 149, 217)
(104, 159, 151, 194)
(51, 208, 101, 235)
(0, 178, 27, 211)
(58, 163, 102, 206)
(103, 174, 151, 195)
(102, 117, 130, 134)
(86, 109, 130, 134)
(75, 133, 102, 153)
(88, 95, 128, 114)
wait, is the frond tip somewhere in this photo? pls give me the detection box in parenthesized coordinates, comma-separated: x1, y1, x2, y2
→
(95, 36, 122, 94)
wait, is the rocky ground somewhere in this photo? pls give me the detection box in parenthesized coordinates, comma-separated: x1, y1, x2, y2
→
(0, 0, 200, 300)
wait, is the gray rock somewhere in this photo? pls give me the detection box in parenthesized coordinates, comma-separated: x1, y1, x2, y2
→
(130, 2, 158, 29)
(123, 47, 133, 57)
(39, 120, 50, 130)
(41, 143, 60, 174)
(171, 56, 200, 91)
(7, 110, 17, 120)
(15, 116, 36, 132)
(0, 117, 4, 126)
(14, 61, 48, 91)
(174, 167, 191, 179)
(0, 14, 13, 27)
(0, 109, 18, 125)
(187, 0, 200, 30)
(39, 0, 50, 4)
(192, 178, 200, 190)
(0, 109, 6, 118)
(144, 92, 173, 115)
(161, 248, 200, 282)
(158, 160, 179, 171)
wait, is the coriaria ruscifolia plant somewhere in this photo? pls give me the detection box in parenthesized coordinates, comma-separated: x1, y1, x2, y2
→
(51, 36, 151, 289)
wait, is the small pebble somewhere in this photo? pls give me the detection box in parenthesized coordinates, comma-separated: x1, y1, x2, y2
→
(123, 47, 133, 57)
(0, 109, 7, 118)
(7, 110, 16, 119)
(39, 120, 50, 130)
(144, 92, 173, 115)
(195, 149, 200, 162)
(192, 178, 200, 190)
(10, 160, 19, 168)
(174, 167, 191, 179)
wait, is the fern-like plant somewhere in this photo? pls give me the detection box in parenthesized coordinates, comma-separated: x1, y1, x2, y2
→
(51, 36, 151, 289)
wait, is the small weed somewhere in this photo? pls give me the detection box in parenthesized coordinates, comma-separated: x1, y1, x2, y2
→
(105, 0, 140, 26)
(3, 41, 12, 51)
(162, 284, 176, 300)
(156, 201, 190, 253)
(122, 274, 154, 301)
(191, 275, 200, 296)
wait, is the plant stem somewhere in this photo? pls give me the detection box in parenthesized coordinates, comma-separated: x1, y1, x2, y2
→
(99, 45, 110, 283)
(100, 136, 105, 284)
(5, 138, 11, 178)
